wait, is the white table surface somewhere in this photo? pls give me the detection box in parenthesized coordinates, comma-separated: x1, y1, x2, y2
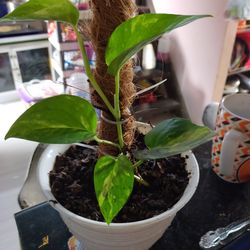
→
(0, 101, 38, 250)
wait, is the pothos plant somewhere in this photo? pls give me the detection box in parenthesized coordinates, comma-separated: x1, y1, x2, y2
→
(1, 0, 213, 224)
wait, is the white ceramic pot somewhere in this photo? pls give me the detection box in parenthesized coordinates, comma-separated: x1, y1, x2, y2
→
(38, 143, 199, 250)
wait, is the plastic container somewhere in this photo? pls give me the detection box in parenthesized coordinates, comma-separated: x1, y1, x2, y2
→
(38, 123, 200, 250)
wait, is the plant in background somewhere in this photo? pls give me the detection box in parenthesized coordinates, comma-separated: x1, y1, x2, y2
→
(1, 0, 213, 224)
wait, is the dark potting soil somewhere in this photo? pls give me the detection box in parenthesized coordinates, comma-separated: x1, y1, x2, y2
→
(49, 133, 189, 223)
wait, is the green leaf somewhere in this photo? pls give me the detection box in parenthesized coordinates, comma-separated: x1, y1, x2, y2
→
(94, 155, 134, 224)
(135, 118, 215, 160)
(5, 95, 97, 144)
(0, 0, 79, 26)
(106, 13, 210, 75)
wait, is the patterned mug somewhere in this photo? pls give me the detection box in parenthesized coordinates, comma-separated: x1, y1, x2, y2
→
(203, 93, 250, 183)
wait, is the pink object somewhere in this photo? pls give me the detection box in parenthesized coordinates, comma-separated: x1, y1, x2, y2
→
(17, 80, 64, 104)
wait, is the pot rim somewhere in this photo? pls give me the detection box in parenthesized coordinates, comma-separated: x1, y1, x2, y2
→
(38, 144, 199, 228)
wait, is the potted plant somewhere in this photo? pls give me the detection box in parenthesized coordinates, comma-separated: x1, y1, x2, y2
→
(1, 0, 213, 249)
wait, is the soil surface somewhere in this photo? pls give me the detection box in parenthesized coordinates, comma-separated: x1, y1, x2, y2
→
(50, 133, 189, 223)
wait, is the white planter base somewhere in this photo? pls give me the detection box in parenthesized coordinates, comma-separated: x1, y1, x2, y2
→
(38, 143, 199, 250)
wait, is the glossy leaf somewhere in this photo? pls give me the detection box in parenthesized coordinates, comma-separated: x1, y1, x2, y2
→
(135, 118, 215, 160)
(5, 95, 97, 144)
(0, 0, 79, 26)
(94, 155, 134, 224)
(106, 13, 209, 75)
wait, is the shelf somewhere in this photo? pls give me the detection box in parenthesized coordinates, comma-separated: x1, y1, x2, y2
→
(50, 58, 78, 79)
(237, 26, 250, 34)
(133, 98, 180, 113)
(0, 33, 48, 45)
(49, 38, 79, 51)
(228, 67, 250, 76)
(137, 5, 150, 13)
(133, 98, 185, 124)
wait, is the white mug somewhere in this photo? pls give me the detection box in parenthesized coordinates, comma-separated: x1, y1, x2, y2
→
(203, 93, 250, 183)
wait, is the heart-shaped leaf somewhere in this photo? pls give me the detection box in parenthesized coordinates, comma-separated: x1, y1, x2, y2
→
(106, 13, 210, 75)
(0, 0, 79, 27)
(5, 95, 97, 144)
(135, 118, 215, 160)
(94, 155, 134, 224)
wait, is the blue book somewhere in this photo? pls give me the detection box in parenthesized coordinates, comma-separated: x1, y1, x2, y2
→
(15, 202, 75, 250)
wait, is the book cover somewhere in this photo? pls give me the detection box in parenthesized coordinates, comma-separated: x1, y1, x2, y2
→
(15, 202, 82, 250)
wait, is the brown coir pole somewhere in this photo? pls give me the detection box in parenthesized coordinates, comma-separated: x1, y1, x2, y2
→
(89, 0, 137, 155)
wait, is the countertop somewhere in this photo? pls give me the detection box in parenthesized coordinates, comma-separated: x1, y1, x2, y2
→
(0, 101, 37, 250)
(152, 142, 250, 250)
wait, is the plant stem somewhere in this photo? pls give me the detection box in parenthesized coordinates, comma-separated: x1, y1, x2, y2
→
(74, 26, 116, 117)
(75, 25, 124, 149)
(132, 160, 144, 169)
(94, 136, 121, 150)
(134, 175, 149, 186)
(114, 70, 124, 148)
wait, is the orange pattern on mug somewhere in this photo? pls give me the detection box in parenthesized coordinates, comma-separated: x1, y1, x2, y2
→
(212, 108, 250, 183)
(237, 158, 250, 182)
